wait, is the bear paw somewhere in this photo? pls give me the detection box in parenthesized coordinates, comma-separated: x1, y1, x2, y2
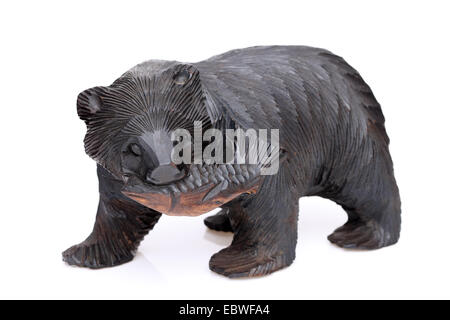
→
(204, 209, 233, 232)
(62, 240, 134, 269)
(209, 245, 293, 278)
(328, 219, 397, 249)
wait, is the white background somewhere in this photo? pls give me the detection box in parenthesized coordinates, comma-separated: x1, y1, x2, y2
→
(0, 0, 449, 299)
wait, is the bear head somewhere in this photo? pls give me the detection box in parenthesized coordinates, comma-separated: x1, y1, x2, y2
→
(76, 61, 262, 215)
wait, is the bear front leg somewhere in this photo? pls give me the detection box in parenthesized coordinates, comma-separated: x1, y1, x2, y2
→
(62, 165, 162, 269)
(209, 172, 299, 278)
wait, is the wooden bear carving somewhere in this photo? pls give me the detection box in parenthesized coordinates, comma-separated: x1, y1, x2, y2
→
(63, 46, 401, 278)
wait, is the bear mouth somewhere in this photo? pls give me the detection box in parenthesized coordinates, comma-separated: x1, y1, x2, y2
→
(121, 163, 261, 216)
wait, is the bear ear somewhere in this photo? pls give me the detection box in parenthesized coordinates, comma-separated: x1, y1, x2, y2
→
(172, 64, 196, 85)
(77, 86, 108, 124)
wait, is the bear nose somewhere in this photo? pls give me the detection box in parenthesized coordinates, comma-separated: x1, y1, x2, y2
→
(146, 163, 186, 185)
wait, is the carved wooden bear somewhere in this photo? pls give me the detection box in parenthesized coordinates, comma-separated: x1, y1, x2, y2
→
(63, 46, 401, 278)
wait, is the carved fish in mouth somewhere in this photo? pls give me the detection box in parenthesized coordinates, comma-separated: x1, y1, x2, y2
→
(122, 163, 261, 216)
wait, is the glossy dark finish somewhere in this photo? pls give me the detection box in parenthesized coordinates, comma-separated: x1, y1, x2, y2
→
(64, 46, 401, 277)
(63, 166, 161, 268)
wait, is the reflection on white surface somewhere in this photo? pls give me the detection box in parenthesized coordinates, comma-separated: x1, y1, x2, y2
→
(203, 229, 233, 247)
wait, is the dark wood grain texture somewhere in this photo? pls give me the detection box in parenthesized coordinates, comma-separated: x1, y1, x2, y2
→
(64, 46, 401, 277)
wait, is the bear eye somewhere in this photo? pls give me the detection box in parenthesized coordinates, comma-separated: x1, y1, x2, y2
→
(173, 70, 191, 85)
(129, 143, 142, 156)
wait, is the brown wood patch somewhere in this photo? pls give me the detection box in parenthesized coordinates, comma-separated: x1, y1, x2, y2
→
(122, 180, 260, 216)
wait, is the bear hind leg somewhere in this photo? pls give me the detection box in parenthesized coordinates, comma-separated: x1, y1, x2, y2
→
(325, 159, 401, 250)
(327, 208, 400, 249)
(203, 198, 244, 232)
